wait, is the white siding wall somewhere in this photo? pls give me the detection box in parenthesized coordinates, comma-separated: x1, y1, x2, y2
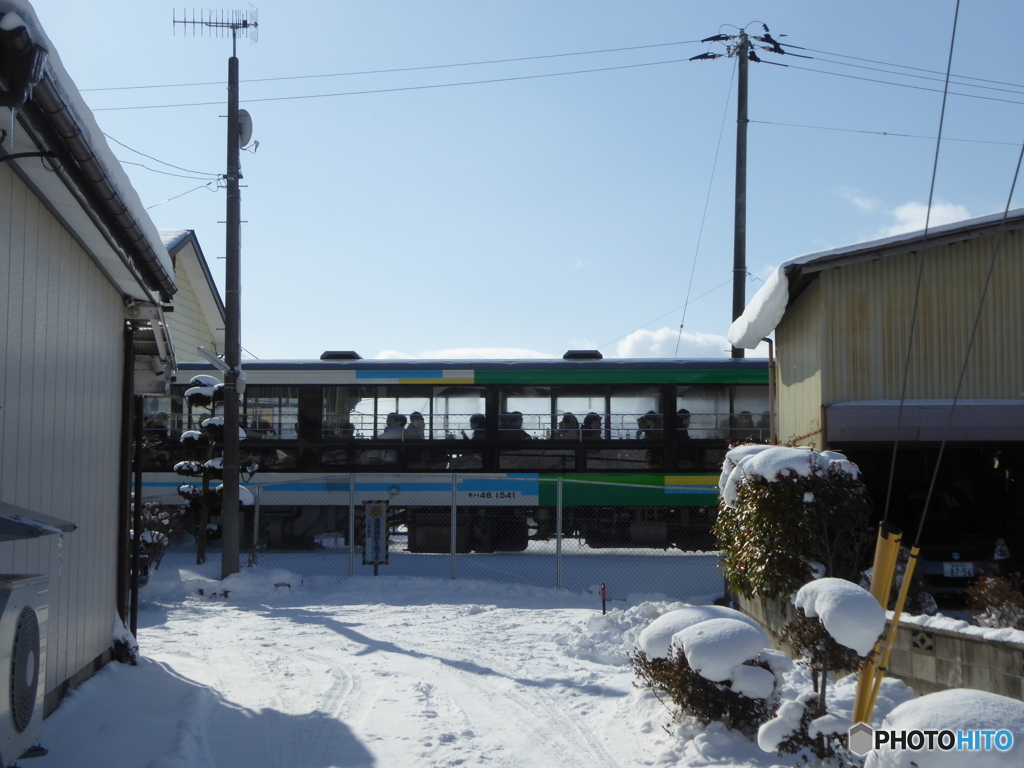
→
(0, 162, 124, 699)
(167, 245, 217, 357)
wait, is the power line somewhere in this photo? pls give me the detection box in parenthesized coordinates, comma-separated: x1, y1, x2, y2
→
(795, 44, 1024, 92)
(750, 119, 1020, 147)
(599, 278, 732, 351)
(117, 159, 220, 180)
(80, 39, 704, 92)
(145, 181, 219, 210)
(92, 56, 699, 112)
(676, 59, 735, 357)
(104, 132, 220, 177)
(783, 62, 1024, 107)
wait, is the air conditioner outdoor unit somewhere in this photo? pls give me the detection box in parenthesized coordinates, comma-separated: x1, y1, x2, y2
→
(0, 575, 47, 768)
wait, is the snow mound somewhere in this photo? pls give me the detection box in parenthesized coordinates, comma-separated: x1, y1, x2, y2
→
(729, 664, 775, 700)
(556, 601, 686, 665)
(795, 578, 884, 656)
(758, 695, 811, 753)
(637, 605, 762, 659)
(671, 618, 768, 682)
(866, 689, 1024, 767)
(728, 264, 789, 349)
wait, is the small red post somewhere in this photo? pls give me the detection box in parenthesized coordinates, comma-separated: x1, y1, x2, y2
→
(600, 582, 607, 615)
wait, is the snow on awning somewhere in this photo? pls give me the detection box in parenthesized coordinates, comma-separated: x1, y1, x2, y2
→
(0, 500, 77, 542)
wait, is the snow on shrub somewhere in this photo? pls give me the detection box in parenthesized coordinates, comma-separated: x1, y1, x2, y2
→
(866, 689, 1024, 768)
(968, 574, 1024, 630)
(631, 613, 790, 738)
(794, 577, 884, 657)
(715, 445, 872, 600)
(637, 605, 762, 659)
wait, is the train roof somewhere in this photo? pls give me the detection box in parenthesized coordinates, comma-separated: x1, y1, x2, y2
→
(175, 358, 768, 386)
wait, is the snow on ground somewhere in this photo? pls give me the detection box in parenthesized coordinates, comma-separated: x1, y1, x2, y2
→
(36, 564, 914, 768)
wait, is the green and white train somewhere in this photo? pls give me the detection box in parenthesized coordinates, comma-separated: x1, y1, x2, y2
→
(141, 352, 770, 552)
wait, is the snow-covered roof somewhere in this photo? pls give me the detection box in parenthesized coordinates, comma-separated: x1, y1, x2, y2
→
(0, 1, 175, 301)
(729, 207, 1024, 348)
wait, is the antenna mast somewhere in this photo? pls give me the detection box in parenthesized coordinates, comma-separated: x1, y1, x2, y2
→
(174, 7, 258, 578)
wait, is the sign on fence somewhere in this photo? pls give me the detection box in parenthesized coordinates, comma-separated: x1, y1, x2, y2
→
(363, 500, 389, 567)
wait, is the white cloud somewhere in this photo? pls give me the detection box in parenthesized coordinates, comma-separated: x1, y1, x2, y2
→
(614, 327, 730, 358)
(838, 187, 882, 212)
(417, 347, 554, 359)
(375, 350, 416, 359)
(878, 200, 971, 237)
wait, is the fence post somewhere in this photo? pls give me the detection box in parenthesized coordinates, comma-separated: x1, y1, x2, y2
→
(251, 485, 260, 566)
(450, 474, 458, 580)
(348, 474, 356, 577)
(556, 477, 563, 589)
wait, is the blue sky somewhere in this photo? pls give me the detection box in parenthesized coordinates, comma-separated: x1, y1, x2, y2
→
(34, 1, 1024, 360)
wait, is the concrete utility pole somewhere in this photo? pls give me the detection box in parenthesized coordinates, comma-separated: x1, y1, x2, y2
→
(690, 24, 794, 358)
(222, 40, 242, 577)
(731, 31, 749, 360)
(173, 9, 258, 578)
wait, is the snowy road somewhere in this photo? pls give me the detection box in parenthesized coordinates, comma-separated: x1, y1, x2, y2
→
(35, 567, 913, 768)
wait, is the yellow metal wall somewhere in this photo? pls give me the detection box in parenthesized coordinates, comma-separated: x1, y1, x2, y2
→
(821, 230, 1024, 403)
(777, 279, 826, 447)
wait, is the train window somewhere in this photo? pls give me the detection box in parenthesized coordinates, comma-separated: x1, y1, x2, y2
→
(431, 387, 485, 440)
(731, 385, 770, 443)
(243, 446, 298, 470)
(587, 448, 661, 470)
(324, 385, 485, 440)
(676, 385, 730, 439)
(500, 386, 553, 439)
(609, 386, 662, 440)
(499, 448, 576, 470)
(243, 387, 299, 440)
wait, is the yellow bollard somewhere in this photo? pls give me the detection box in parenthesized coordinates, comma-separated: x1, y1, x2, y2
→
(852, 521, 902, 724)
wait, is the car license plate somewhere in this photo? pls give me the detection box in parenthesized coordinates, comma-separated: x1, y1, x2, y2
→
(943, 562, 974, 578)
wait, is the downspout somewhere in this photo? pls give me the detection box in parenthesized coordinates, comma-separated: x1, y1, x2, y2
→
(116, 322, 135, 622)
(762, 337, 777, 444)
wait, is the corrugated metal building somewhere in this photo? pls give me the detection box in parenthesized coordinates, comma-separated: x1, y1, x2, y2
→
(732, 208, 1024, 601)
(0, 1, 179, 718)
(772, 212, 1023, 446)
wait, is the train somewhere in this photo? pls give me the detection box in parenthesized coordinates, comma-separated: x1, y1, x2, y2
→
(140, 352, 771, 553)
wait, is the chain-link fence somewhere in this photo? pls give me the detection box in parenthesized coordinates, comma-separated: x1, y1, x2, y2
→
(151, 474, 724, 602)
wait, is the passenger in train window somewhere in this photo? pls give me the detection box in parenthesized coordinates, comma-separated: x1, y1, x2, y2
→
(555, 412, 580, 440)
(467, 413, 486, 440)
(500, 411, 531, 440)
(676, 408, 691, 440)
(406, 411, 426, 440)
(636, 411, 662, 440)
(756, 411, 771, 441)
(731, 411, 758, 442)
(380, 413, 407, 440)
(581, 412, 603, 440)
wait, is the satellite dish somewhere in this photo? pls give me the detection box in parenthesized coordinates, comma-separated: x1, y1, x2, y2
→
(238, 109, 253, 148)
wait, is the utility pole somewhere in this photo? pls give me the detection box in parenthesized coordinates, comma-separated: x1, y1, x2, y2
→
(174, 8, 258, 578)
(732, 31, 749, 360)
(690, 25, 795, 358)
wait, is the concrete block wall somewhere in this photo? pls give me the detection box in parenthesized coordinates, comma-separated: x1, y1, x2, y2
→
(737, 594, 1024, 701)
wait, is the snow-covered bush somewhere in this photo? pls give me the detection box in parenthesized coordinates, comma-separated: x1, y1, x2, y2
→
(761, 579, 884, 764)
(715, 445, 873, 600)
(137, 501, 187, 569)
(174, 375, 255, 564)
(630, 608, 791, 738)
(967, 573, 1024, 630)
